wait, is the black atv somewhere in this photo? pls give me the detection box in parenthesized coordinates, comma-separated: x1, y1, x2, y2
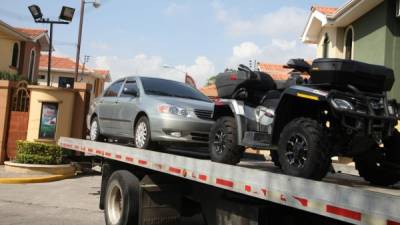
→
(209, 58, 400, 186)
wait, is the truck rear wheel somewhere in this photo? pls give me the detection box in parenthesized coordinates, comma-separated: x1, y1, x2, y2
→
(105, 170, 139, 225)
(354, 130, 400, 186)
(278, 118, 331, 180)
(209, 116, 245, 165)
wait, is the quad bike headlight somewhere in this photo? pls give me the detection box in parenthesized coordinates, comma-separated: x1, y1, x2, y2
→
(331, 98, 354, 111)
(158, 104, 188, 117)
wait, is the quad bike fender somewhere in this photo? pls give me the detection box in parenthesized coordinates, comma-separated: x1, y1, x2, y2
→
(213, 99, 247, 146)
(271, 86, 330, 145)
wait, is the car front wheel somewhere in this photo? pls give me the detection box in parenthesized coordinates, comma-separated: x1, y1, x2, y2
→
(135, 116, 152, 149)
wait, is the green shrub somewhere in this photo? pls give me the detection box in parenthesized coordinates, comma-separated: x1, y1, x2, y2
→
(16, 141, 63, 165)
(0, 71, 23, 81)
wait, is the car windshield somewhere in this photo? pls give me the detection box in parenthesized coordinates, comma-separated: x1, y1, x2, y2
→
(141, 77, 211, 102)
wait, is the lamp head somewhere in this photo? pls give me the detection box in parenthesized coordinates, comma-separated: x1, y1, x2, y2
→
(59, 6, 75, 22)
(28, 5, 43, 21)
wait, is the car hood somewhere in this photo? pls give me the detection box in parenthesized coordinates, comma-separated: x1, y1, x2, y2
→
(151, 96, 214, 110)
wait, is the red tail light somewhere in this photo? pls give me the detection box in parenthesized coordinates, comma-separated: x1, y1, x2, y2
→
(230, 74, 237, 80)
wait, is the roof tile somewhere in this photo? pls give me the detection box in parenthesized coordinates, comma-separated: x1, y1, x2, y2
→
(14, 27, 47, 39)
(312, 5, 338, 15)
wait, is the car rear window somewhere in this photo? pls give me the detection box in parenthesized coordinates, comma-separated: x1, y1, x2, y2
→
(141, 77, 211, 102)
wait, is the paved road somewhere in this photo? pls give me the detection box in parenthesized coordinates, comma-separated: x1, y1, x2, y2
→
(0, 175, 204, 225)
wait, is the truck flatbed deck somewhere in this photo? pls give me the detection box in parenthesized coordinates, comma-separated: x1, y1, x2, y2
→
(59, 137, 400, 225)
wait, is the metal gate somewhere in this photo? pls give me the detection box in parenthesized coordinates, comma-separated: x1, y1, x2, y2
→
(6, 81, 30, 160)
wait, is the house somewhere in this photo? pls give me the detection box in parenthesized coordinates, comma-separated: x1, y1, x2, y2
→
(302, 0, 400, 100)
(0, 20, 49, 82)
(38, 55, 111, 101)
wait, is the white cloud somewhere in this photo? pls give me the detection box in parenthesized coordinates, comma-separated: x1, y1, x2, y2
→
(93, 54, 215, 87)
(164, 3, 189, 16)
(213, 4, 308, 40)
(227, 41, 316, 69)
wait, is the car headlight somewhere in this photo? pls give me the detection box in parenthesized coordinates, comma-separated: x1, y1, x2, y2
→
(331, 98, 354, 111)
(158, 104, 188, 117)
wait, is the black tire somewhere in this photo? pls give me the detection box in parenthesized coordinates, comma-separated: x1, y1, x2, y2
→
(354, 130, 400, 186)
(209, 116, 245, 165)
(134, 116, 152, 149)
(104, 170, 139, 225)
(90, 116, 105, 142)
(270, 150, 281, 168)
(278, 118, 331, 180)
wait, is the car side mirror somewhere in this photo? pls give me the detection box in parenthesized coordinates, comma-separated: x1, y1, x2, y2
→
(123, 87, 138, 97)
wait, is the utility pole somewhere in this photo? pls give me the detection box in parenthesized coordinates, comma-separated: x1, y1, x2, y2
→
(75, 0, 85, 82)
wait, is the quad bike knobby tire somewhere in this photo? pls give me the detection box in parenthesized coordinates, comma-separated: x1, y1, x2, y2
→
(278, 118, 331, 180)
(354, 130, 400, 186)
(209, 116, 245, 165)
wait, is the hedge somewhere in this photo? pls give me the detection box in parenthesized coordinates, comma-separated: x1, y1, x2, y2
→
(16, 141, 63, 165)
(0, 71, 23, 81)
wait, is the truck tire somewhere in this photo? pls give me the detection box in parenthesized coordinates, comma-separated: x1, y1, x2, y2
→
(278, 118, 331, 180)
(104, 170, 139, 225)
(354, 130, 400, 186)
(135, 116, 152, 149)
(90, 117, 105, 142)
(209, 116, 245, 165)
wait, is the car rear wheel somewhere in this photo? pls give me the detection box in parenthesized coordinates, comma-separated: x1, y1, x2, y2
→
(135, 116, 152, 149)
(90, 117, 104, 142)
(209, 116, 245, 165)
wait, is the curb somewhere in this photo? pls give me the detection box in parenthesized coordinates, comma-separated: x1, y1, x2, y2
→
(0, 173, 75, 184)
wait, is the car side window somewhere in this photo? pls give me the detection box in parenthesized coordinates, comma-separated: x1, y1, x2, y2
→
(104, 80, 124, 97)
(120, 81, 139, 98)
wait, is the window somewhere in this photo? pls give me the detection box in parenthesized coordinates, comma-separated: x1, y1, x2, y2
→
(322, 33, 330, 58)
(141, 77, 211, 102)
(104, 80, 124, 97)
(58, 77, 75, 88)
(28, 50, 36, 82)
(344, 27, 354, 60)
(38, 74, 46, 80)
(120, 81, 139, 97)
(11, 43, 19, 68)
(39, 103, 58, 139)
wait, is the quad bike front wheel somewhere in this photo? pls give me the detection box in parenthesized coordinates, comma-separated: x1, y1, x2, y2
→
(354, 130, 400, 186)
(209, 116, 245, 165)
(278, 118, 331, 180)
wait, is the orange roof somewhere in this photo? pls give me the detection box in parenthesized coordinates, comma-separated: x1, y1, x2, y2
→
(312, 5, 338, 15)
(39, 55, 84, 71)
(39, 55, 110, 81)
(93, 69, 110, 76)
(14, 27, 47, 39)
(199, 84, 218, 98)
(258, 63, 292, 80)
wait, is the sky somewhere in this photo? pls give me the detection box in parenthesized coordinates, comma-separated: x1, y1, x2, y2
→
(0, 0, 347, 86)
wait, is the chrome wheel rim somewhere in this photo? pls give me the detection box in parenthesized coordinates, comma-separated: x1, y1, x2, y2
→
(285, 133, 308, 168)
(90, 120, 98, 141)
(213, 129, 226, 155)
(135, 122, 147, 148)
(107, 183, 123, 224)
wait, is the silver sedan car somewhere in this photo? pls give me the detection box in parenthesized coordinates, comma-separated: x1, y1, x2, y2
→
(87, 76, 215, 149)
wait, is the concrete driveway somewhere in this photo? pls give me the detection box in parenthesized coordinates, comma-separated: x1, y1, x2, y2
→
(0, 175, 204, 225)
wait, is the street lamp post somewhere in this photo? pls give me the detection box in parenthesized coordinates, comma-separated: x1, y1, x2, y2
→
(28, 5, 75, 87)
(74, 0, 101, 82)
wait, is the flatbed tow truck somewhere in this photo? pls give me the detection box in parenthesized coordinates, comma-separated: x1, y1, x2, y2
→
(59, 137, 400, 225)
